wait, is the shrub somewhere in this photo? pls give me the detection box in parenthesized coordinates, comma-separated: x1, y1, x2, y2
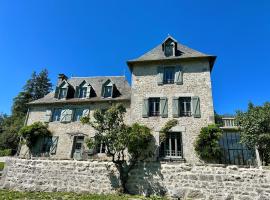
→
(195, 124, 222, 163)
(0, 149, 12, 156)
(19, 122, 51, 151)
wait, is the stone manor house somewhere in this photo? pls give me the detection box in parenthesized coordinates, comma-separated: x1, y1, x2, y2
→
(19, 36, 253, 164)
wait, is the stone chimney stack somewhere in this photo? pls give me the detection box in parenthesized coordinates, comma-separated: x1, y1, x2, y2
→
(57, 74, 68, 86)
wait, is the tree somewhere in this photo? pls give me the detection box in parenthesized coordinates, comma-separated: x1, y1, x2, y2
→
(82, 104, 154, 193)
(235, 102, 270, 166)
(194, 124, 223, 163)
(0, 69, 52, 155)
(19, 122, 51, 153)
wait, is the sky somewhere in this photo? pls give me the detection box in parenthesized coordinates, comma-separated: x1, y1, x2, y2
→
(0, 0, 269, 115)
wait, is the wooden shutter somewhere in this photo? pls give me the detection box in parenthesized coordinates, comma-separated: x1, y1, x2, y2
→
(192, 96, 201, 118)
(142, 98, 149, 118)
(160, 97, 168, 118)
(172, 97, 179, 118)
(175, 66, 183, 85)
(83, 108, 90, 117)
(50, 136, 59, 155)
(44, 109, 52, 122)
(86, 86, 91, 98)
(61, 109, 73, 122)
(157, 66, 164, 85)
(75, 86, 80, 98)
(54, 87, 59, 98)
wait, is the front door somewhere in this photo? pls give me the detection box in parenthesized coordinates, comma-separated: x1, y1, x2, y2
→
(71, 136, 84, 160)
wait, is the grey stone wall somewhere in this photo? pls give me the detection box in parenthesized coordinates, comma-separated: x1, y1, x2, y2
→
(20, 101, 131, 159)
(1, 158, 270, 200)
(130, 59, 215, 163)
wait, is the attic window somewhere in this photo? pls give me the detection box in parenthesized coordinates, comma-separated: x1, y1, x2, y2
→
(164, 41, 175, 57)
(79, 87, 87, 98)
(103, 82, 113, 98)
(59, 88, 67, 99)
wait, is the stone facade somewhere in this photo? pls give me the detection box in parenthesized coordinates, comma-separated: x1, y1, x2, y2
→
(20, 101, 130, 159)
(130, 59, 214, 163)
(1, 158, 270, 200)
(19, 36, 216, 164)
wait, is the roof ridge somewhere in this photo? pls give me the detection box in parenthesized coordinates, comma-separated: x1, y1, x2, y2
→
(70, 75, 125, 79)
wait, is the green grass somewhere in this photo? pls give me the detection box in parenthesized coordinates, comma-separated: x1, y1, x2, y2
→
(0, 162, 4, 171)
(0, 190, 167, 200)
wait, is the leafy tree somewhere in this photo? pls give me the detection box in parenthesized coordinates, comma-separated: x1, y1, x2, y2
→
(0, 69, 52, 155)
(214, 111, 223, 126)
(195, 124, 223, 163)
(19, 122, 51, 152)
(82, 104, 154, 193)
(235, 102, 270, 165)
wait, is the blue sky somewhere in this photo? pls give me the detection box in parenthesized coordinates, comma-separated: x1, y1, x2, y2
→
(0, 0, 269, 115)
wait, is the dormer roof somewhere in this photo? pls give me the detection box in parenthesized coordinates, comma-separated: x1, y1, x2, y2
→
(127, 35, 216, 70)
(28, 76, 130, 105)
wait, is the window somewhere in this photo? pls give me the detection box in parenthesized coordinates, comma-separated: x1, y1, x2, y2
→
(149, 98, 160, 116)
(52, 109, 62, 121)
(179, 97, 191, 117)
(59, 88, 67, 99)
(163, 67, 175, 84)
(160, 132, 182, 158)
(103, 86, 112, 98)
(79, 87, 87, 98)
(164, 42, 175, 57)
(73, 108, 84, 121)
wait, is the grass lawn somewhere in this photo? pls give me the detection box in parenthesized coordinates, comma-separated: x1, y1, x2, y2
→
(0, 162, 4, 171)
(0, 190, 167, 200)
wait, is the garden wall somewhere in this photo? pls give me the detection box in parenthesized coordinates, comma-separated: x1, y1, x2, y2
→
(1, 158, 270, 200)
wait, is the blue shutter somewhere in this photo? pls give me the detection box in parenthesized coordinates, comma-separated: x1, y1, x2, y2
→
(157, 66, 164, 85)
(50, 136, 59, 155)
(160, 97, 168, 118)
(142, 98, 149, 118)
(175, 66, 183, 85)
(192, 96, 201, 118)
(172, 97, 179, 118)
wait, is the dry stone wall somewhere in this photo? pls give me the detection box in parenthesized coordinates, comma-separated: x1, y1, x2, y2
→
(1, 158, 270, 200)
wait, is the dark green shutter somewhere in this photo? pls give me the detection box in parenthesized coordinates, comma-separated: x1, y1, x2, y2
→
(142, 98, 149, 118)
(175, 66, 183, 85)
(86, 86, 91, 98)
(160, 97, 168, 118)
(54, 87, 59, 98)
(172, 97, 179, 118)
(50, 136, 59, 155)
(192, 96, 201, 118)
(44, 109, 52, 122)
(157, 66, 164, 85)
(75, 86, 80, 98)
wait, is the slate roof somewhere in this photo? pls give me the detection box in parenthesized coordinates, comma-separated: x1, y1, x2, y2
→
(28, 76, 131, 105)
(127, 36, 216, 70)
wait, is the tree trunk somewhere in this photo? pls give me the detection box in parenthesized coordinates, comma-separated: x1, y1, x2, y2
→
(116, 164, 129, 193)
(255, 146, 262, 168)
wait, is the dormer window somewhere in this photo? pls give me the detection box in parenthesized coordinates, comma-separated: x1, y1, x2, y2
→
(59, 88, 67, 99)
(79, 87, 87, 98)
(55, 81, 72, 100)
(75, 81, 93, 99)
(103, 82, 113, 98)
(164, 41, 175, 57)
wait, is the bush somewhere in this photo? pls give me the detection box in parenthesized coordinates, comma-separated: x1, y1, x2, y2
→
(0, 162, 4, 171)
(194, 124, 222, 163)
(19, 122, 51, 151)
(0, 149, 12, 156)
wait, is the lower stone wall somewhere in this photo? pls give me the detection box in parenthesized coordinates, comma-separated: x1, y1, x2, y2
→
(1, 158, 270, 200)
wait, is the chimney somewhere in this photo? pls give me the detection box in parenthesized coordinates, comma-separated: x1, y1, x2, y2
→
(57, 74, 68, 86)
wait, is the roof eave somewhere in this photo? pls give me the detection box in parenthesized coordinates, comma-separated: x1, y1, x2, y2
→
(127, 55, 217, 71)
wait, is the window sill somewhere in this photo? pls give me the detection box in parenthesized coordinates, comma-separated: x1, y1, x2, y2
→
(159, 157, 185, 162)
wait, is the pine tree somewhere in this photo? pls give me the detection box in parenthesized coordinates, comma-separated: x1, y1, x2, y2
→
(0, 69, 53, 155)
